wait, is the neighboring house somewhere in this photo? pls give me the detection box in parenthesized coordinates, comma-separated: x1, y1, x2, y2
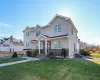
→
(0, 36, 24, 52)
(23, 14, 79, 58)
(78, 39, 87, 50)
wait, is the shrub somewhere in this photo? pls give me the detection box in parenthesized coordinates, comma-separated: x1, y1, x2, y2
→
(47, 52, 55, 59)
(80, 49, 90, 56)
(61, 48, 68, 58)
(32, 49, 39, 57)
(26, 51, 32, 57)
(12, 52, 17, 58)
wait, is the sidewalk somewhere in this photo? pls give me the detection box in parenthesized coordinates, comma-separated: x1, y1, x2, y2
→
(0, 57, 40, 67)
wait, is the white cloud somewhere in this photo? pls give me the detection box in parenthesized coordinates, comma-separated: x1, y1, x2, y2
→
(0, 22, 11, 27)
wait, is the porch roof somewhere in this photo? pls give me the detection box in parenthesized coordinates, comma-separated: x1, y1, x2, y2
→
(31, 34, 68, 42)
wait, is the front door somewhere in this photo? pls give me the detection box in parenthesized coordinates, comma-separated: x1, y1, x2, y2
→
(42, 41, 45, 54)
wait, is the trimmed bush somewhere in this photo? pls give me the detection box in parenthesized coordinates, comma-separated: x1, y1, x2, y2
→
(32, 49, 39, 57)
(26, 51, 32, 57)
(47, 52, 55, 59)
(61, 48, 68, 58)
(80, 49, 90, 56)
(12, 52, 17, 58)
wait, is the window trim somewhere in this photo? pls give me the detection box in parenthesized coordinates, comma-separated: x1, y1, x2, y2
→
(26, 42, 30, 47)
(36, 30, 41, 37)
(54, 24, 62, 32)
(58, 24, 61, 32)
(54, 40, 61, 49)
(54, 25, 57, 32)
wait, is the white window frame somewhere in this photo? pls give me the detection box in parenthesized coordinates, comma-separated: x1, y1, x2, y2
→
(54, 25, 57, 32)
(54, 40, 61, 49)
(54, 24, 62, 32)
(58, 24, 61, 32)
(36, 30, 41, 37)
(26, 31, 29, 36)
(26, 42, 30, 47)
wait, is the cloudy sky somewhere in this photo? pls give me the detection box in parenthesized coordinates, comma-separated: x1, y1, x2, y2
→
(0, 0, 100, 45)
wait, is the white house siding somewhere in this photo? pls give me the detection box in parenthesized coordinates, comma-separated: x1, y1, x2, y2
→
(0, 47, 10, 52)
(23, 15, 78, 58)
(13, 45, 23, 51)
(0, 46, 23, 52)
(42, 17, 70, 37)
(51, 37, 69, 49)
(77, 41, 80, 54)
(68, 22, 77, 58)
(31, 42, 37, 49)
(24, 17, 71, 49)
(24, 30, 32, 49)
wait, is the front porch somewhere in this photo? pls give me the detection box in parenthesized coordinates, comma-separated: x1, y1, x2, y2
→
(31, 34, 74, 58)
(38, 40, 51, 54)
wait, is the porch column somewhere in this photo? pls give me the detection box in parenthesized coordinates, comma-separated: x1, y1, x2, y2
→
(45, 39, 47, 54)
(38, 40, 40, 54)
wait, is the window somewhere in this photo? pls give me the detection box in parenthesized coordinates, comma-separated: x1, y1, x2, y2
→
(54, 41, 61, 48)
(58, 25, 61, 32)
(36, 30, 41, 37)
(54, 25, 57, 32)
(54, 24, 62, 32)
(27, 31, 29, 36)
(26, 31, 29, 36)
(26, 42, 29, 47)
(54, 41, 57, 48)
(26, 42, 27, 47)
(58, 41, 61, 48)
(28, 42, 29, 47)
(26, 32, 27, 36)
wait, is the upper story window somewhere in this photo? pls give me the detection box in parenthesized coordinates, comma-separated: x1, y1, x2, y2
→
(26, 31, 30, 36)
(54, 25, 57, 32)
(36, 30, 41, 37)
(54, 24, 62, 32)
(27, 31, 29, 36)
(58, 24, 61, 32)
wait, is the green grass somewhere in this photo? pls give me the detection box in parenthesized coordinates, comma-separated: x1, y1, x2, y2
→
(90, 53, 100, 58)
(0, 58, 25, 64)
(0, 59, 100, 80)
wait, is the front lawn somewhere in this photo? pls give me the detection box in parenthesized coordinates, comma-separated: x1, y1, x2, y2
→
(0, 58, 25, 64)
(0, 59, 100, 80)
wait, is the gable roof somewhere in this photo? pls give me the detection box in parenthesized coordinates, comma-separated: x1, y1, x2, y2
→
(48, 14, 78, 32)
(23, 14, 78, 32)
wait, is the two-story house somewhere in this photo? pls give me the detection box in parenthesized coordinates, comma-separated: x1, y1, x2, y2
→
(23, 14, 78, 58)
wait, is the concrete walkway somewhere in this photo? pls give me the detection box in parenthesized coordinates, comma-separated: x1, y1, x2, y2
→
(0, 57, 40, 67)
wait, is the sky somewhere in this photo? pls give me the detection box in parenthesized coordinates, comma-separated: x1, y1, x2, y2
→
(0, 0, 100, 45)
